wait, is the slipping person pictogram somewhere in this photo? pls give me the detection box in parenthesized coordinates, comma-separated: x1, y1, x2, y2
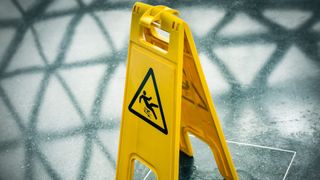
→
(139, 90, 158, 119)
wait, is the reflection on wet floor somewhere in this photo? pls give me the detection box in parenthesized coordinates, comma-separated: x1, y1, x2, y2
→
(0, 0, 319, 179)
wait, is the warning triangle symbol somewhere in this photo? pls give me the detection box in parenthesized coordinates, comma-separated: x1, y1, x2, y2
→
(128, 68, 168, 135)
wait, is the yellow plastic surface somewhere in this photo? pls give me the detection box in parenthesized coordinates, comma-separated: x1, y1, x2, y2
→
(116, 2, 238, 180)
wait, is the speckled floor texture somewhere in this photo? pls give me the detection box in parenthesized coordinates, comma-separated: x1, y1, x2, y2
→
(0, 0, 319, 179)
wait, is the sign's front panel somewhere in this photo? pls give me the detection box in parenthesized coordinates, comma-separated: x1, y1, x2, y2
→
(117, 43, 179, 179)
(115, 3, 185, 179)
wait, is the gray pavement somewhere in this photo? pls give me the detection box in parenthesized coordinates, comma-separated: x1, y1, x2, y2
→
(0, 0, 319, 179)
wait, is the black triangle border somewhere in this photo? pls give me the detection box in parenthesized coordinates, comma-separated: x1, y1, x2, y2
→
(128, 68, 168, 135)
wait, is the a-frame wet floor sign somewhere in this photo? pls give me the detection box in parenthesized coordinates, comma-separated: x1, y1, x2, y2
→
(116, 2, 238, 180)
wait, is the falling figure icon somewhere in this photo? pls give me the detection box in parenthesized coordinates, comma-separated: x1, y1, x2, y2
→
(139, 90, 159, 119)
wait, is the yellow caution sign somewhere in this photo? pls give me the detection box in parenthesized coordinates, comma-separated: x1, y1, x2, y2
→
(116, 2, 238, 180)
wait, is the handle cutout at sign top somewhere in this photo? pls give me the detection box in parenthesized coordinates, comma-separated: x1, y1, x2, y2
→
(116, 2, 238, 180)
(142, 27, 169, 53)
(154, 26, 170, 43)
